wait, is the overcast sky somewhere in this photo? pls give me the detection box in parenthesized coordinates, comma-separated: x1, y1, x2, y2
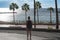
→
(0, 0, 60, 8)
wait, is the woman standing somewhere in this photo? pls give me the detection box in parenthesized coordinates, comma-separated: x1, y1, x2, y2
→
(26, 16, 32, 40)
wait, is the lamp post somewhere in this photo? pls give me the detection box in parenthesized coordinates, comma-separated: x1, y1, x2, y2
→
(34, 0, 36, 28)
(55, 0, 59, 29)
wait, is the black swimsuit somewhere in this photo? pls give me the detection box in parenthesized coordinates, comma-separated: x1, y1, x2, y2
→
(26, 20, 32, 30)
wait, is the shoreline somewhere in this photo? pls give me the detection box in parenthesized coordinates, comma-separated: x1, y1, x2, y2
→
(0, 23, 60, 25)
(0, 27, 60, 33)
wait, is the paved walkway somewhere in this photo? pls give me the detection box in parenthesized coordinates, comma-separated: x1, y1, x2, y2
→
(0, 30, 60, 40)
(0, 33, 47, 40)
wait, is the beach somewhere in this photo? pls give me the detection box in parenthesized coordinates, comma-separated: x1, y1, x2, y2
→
(9, 25, 60, 29)
(0, 24, 60, 29)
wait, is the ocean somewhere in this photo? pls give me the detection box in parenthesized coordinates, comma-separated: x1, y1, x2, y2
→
(0, 8, 60, 24)
(14, 8, 60, 24)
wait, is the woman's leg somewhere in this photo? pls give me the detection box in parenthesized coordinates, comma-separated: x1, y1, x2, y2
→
(27, 30, 29, 40)
(30, 30, 31, 40)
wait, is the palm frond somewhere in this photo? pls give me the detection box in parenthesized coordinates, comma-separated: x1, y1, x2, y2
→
(22, 3, 30, 11)
(9, 3, 19, 11)
(35, 1, 41, 9)
(47, 7, 54, 12)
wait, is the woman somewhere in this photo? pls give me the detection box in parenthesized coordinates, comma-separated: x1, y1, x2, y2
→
(26, 16, 32, 40)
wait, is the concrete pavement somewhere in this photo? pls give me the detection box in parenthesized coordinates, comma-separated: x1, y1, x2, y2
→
(0, 33, 46, 40)
(0, 30, 60, 40)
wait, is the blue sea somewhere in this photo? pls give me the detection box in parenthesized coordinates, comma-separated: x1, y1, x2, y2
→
(13, 8, 60, 24)
(1, 8, 60, 24)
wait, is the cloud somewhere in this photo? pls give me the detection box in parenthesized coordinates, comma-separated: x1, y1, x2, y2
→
(0, 0, 10, 1)
(0, 0, 59, 8)
(37, 0, 55, 8)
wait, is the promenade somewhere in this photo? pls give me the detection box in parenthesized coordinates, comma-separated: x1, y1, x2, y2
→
(0, 30, 60, 40)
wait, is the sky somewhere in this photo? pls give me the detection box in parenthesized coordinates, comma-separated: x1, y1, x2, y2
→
(0, 0, 60, 8)
(0, 0, 59, 21)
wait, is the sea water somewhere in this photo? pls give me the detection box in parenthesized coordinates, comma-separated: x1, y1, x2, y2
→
(0, 8, 60, 24)
(14, 8, 60, 24)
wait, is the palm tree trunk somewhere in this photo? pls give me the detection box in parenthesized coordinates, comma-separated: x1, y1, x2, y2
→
(34, 0, 36, 28)
(55, 0, 59, 29)
(13, 10, 15, 24)
(50, 10, 52, 24)
(37, 9, 39, 24)
(25, 11, 27, 23)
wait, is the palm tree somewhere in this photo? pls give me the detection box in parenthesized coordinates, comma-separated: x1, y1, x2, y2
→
(35, 1, 41, 24)
(55, 0, 59, 29)
(22, 3, 30, 23)
(47, 7, 54, 24)
(34, 0, 36, 28)
(9, 3, 19, 24)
